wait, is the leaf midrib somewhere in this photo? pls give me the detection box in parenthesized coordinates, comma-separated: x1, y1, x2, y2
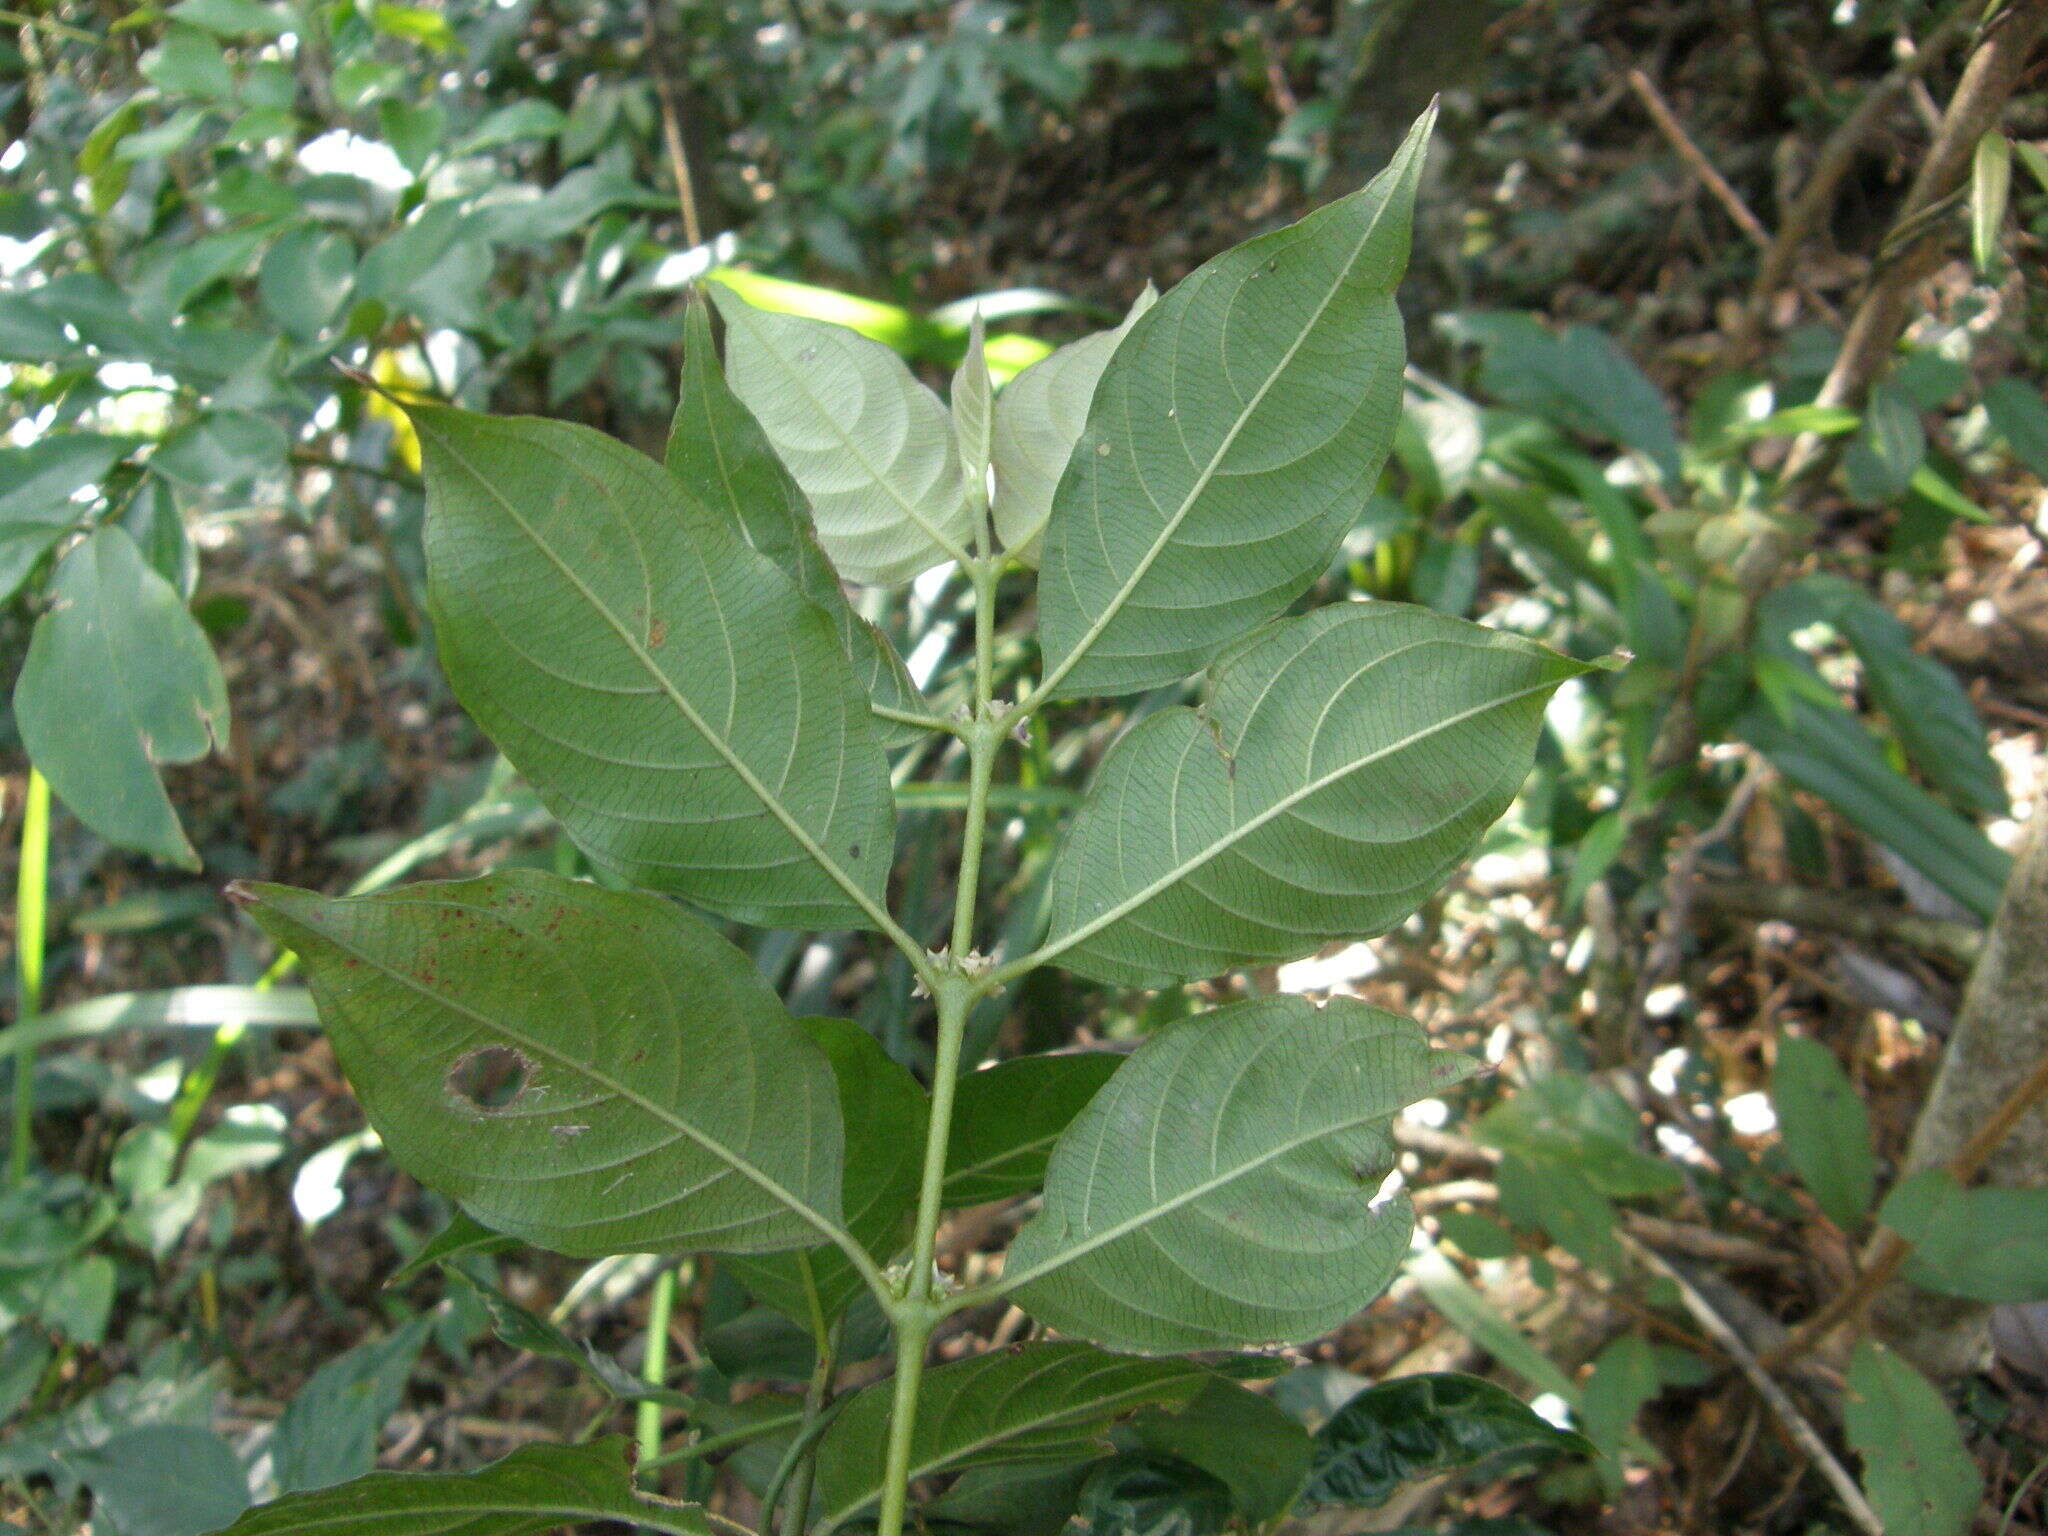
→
(422, 419, 891, 935)
(1036, 181, 1404, 699)
(998, 1065, 1419, 1300)
(1039, 668, 1562, 971)
(725, 304, 971, 568)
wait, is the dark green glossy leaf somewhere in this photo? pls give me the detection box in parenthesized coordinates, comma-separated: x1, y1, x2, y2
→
(1302, 1373, 1591, 1507)
(1077, 1454, 1233, 1536)
(1116, 1377, 1311, 1520)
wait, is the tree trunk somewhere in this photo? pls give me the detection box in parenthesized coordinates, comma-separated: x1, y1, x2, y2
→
(1875, 809, 2048, 1375)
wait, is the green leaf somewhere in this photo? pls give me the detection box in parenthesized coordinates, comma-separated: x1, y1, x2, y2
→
(234, 870, 850, 1258)
(1116, 1377, 1311, 1520)
(0, 433, 128, 601)
(710, 282, 973, 583)
(1760, 575, 2007, 816)
(1575, 1335, 1660, 1490)
(1078, 1454, 1233, 1536)
(808, 1342, 1212, 1532)
(168, 0, 292, 36)
(988, 287, 1155, 564)
(271, 1318, 430, 1493)
(1474, 1072, 1681, 1200)
(943, 1052, 1124, 1207)
(953, 310, 995, 492)
(61, 1425, 250, 1536)
(206, 1437, 710, 1536)
(1769, 1034, 1876, 1230)
(921, 1461, 1099, 1536)
(386, 1210, 515, 1286)
(724, 1017, 926, 1325)
(414, 404, 894, 930)
(1035, 112, 1429, 699)
(1879, 1169, 2048, 1303)
(1736, 693, 2010, 920)
(141, 24, 234, 100)
(1442, 312, 1682, 482)
(258, 224, 355, 339)
(1301, 1373, 1591, 1508)
(1005, 995, 1476, 1352)
(1405, 1243, 1580, 1402)
(1844, 1342, 1981, 1536)
(1842, 381, 1925, 504)
(1985, 378, 2048, 482)
(442, 1267, 694, 1404)
(15, 527, 228, 869)
(667, 295, 928, 743)
(455, 99, 567, 154)
(1039, 603, 1580, 986)
(1495, 1152, 1621, 1271)
(1973, 132, 2011, 275)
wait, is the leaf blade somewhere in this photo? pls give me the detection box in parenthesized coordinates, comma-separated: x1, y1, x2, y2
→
(416, 404, 895, 931)
(1005, 995, 1477, 1352)
(1040, 603, 1582, 987)
(236, 870, 850, 1259)
(1034, 111, 1431, 699)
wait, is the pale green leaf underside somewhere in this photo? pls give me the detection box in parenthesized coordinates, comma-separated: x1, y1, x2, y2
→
(416, 404, 894, 931)
(952, 310, 994, 491)
(1035, 111, 1431, 699)
(205, 1437, 709, 1536)
(668, 295, 928, 746)
(724, 1017, 927, 1326)
(1006, 995, 1477, 1353)
(711, 283, 971, 584)
(15, 525, 227, 870)
(809, 1342, 1212, 1532)
(990, 286, 1154, 564)
(239, 871, 847, 1258)
(1042, 602, 1581, 987)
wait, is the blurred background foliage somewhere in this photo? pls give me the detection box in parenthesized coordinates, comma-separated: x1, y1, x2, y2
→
(4, 0, 2048, 1532)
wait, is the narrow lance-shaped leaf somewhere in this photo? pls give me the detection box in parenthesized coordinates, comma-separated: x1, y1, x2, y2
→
(15, 525, 227, 871)
(724, 1018, 928, 1326)
(989, 286, 1155, 564)
(235, 870, 849, 1259)
(1769, 1033, 1876, 1230)
(711, 281, 972, 584)
(203, 1438, 710, 1536)
(943, 1052, 1125, 1207)
(1034, 110, 1431, 699)
(1040, 602, 1583, 988)
(1005, 995, 1479, 1353)
(415, 404, 894, 931)
(807, 1342, 1214, 1532)
(953, 308, 994, 495)
(667, 294, 929, 745)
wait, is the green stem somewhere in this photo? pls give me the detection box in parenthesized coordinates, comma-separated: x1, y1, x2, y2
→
(637, 1264, 680, 1479)
(10, 769, 50, 1187)
(873, 1304, 935, 1536)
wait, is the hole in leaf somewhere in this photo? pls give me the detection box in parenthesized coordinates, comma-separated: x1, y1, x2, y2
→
(446, 1046, 531, 1113)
